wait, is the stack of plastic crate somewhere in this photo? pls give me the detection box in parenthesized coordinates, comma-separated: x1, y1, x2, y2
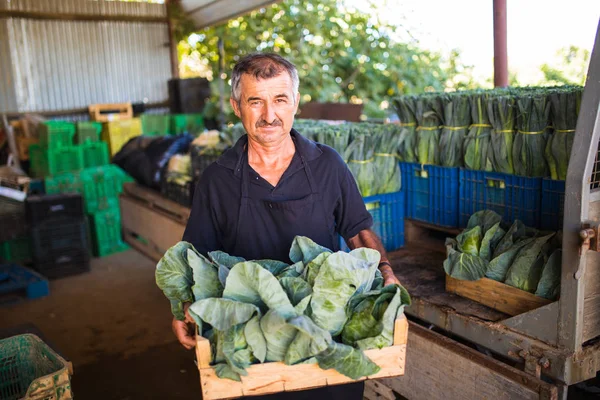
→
(44, 165, 132, 257)
(29, 121, 109, 179)
(26, 193, 90, 279)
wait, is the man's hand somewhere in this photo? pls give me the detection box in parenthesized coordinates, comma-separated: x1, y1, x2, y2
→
(379, 262, 402, 287)
(172, 303, 196, 350)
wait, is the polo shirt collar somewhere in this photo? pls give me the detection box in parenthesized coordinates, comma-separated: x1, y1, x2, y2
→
(217, 128, 323, 177)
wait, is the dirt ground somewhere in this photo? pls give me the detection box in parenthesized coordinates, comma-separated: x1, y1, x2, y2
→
(0, 249, 200, 399)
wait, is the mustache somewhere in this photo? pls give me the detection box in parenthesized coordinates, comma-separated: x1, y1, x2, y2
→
(256, 119, 283, 128)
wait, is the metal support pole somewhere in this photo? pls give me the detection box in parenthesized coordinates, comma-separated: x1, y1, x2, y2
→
(218, 34, 226, 128)
(166, 0, 180, 79)
(493, 0, 508, 87)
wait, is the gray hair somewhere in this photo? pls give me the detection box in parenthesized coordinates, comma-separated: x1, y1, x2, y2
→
(230, 53, 299, 104)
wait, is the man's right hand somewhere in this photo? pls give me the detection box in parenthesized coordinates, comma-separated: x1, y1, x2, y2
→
(172, 303, 196, 350)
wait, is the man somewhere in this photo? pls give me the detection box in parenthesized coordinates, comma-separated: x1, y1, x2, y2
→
(177, 52, 400, 399)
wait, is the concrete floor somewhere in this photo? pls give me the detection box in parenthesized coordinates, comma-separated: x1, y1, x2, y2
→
(0, 249, 200, 399)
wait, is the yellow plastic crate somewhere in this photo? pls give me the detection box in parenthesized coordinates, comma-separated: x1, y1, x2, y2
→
(101, 118, 142, 156)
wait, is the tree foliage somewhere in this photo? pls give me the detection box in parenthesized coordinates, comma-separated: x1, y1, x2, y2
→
(175, 0, 474, 121)
(540, 46, 590, 86)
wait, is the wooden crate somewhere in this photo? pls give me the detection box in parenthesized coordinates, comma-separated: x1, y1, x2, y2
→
(88, 102, 133, 122)
(120, 183, 190, 262)
(194, 315, 408, 400)
(445, 275, 553, 316)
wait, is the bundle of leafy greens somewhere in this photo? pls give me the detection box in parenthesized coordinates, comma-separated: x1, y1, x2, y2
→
(372, 124, 403, 195)
(487, 93, 516, 174)
(156, 236, 411, 381)
(414, 93, 444, 165)
(513, 91, 551, 177)
(392, 95, 418, 163)
(463, 90, 494, 171)
(347, 124, 378, 197)
(444, 211, 561, 299)
(545, 86, 583, 180)
(439, 92, 471, 167)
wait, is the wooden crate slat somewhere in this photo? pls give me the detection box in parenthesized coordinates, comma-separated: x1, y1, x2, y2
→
(445, 275, 553, 316)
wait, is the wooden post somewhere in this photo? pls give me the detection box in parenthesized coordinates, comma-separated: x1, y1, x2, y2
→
(166, 0, 180, 79)
(493, 0, 508, 87)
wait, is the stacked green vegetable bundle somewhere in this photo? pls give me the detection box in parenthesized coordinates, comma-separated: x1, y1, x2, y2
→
(392, 86, 583, 179)
(444, 210, 561, 300)
(156, 236, 411, 381)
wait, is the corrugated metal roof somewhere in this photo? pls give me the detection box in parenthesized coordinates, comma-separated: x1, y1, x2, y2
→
(181, 0, 280, 29)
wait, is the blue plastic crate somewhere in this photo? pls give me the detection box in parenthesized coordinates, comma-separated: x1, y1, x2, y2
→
(459, 170, 542, 228)
(339, 191, 405, 252)
(541, 179, 565, 231)
(401, 162, 459, 228)
(0, 264, 49, 301)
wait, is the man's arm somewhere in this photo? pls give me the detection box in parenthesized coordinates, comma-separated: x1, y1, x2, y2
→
(347, 229, 401, 286)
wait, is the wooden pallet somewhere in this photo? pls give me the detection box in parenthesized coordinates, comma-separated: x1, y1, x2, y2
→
(88, 102, 133, 122)
(122, 182, 190, 224)
(445, 275, 553, 316)
(195, 315, 408, 400)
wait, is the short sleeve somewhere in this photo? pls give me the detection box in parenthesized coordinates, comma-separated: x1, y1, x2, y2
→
(182, 181, 223, 256)
(334, 167, 373, 240)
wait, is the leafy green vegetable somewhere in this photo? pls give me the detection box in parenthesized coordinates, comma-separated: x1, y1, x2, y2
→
(189, 298, 259, 331)
(214, 363, 241, 382)
(279, 277, 313, 306)
(260, 309, 298, 362)
(311, 249, 380, 334)
(254, 259, 290, 276)
(513, 92, 551, 177)
(443, 243, 488, 281)
(466, 210, 503, 233)
(493, 220, 527, 258)
(303, 253, 330, 286)
(285, 316, 332, 365)
(316, 342, 380, 379)
(244, 315, 267, 363)
(289, 236, 332, 265)
(479, 222, 506, 262)
(457, 226, 482, 256)
(392, 96, 418, 163)
(464, 91, 493, 171)
(155, 241, 195, 321)
(504, 234, 555, 292)
(223, 262, 295, 317)
(535, 249, 562, 300)
(415, 93, 444, 165)
(485, 237, 535, 282)
(487, 94, 515, 174)
(188, 249, 223, 301)
(439, 92, 471, 167)
(356, 287, 404, 350)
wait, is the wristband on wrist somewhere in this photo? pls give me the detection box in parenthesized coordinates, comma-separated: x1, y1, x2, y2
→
(378, 261, 392, 269)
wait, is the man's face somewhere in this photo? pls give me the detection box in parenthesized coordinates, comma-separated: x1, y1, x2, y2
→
(230, 72, 300, 146)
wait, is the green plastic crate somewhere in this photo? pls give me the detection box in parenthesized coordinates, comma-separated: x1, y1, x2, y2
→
(0, 236, 32, 263)
(81, 165, 130, 211)
(0, 334, 72, 400)
(75, 122, 102, 144)
(82, 141, 109, 168)
(31, 145, 83, 177)
(29, 144, 49, 178)
(44, 172, 82, 195)
(171, 114, 204, 135)
(88, 207, 129, 257)
(38, 121, 75, 149)
(141, 114, 171, 136)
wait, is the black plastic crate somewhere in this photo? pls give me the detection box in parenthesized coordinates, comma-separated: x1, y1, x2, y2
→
(33, 249, 90, 279)
(162, 180, 195, 207)
(26, 193, 84, 226)
(31, 219, 89, 262)
(191, 146, 221, 180)
(0, 195, 27, 242)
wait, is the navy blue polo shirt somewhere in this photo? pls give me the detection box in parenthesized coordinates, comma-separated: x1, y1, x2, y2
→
(182, 129, 373, 261)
